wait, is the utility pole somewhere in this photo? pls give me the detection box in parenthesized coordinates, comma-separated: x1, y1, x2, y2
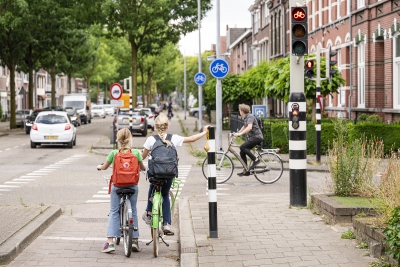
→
(198, 0, 203, 130)
(184, 56, 187, 120)
(215, 0, 222, 150)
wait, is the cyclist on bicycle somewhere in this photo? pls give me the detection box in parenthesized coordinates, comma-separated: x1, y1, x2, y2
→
(234, 103, 264, 176)
(97, 128, 146, 253)
(167, 101, 173, 118)
(141, 114, 209, 235)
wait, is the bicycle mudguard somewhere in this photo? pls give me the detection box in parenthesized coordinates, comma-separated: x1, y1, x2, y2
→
(151, 193, 162, 228)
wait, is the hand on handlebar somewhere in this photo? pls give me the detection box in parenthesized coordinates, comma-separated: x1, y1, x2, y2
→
(97, 163, 104, 171)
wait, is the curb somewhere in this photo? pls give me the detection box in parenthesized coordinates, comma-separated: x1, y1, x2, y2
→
(179, 197, 198, 267)
(0, 206, 62, 265)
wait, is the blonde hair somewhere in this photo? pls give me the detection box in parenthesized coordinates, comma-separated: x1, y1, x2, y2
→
(117, 128, 132, 148)
(154, 114, 172, 147)
(239, 104, 250, 114)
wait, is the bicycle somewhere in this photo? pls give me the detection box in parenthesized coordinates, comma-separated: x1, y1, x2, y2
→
(202, 132, 283, 184)
(103, 176, 137, 258)
(145, 176, 182, 257)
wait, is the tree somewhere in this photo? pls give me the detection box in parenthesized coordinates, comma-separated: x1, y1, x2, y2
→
(0, 0, 29, 128)
(101, 0, 212, 108)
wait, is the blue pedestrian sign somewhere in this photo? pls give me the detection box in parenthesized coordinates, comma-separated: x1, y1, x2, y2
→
(209, 59, 229, 79)
(194, 72, 206, 85)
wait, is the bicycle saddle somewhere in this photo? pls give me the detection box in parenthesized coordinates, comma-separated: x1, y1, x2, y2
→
(115, 188, 136, 195)
(149, 177, 168, 185)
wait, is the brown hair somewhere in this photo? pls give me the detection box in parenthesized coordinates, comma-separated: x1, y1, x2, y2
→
(154, 114, 172, 147)
(238, 104, 250, 114)
(116, 128, 132, 148)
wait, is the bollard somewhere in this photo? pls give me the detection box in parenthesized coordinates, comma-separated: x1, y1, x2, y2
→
(206, 126, 218, 238)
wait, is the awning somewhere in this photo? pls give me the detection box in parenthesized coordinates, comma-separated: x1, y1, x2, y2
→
(38, 95, 47, 99)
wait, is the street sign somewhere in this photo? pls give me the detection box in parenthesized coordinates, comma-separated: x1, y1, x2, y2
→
(194, 72, 206, 85)
(209, 59, 229, 79)
(110, 83, 123, 100)
(110, 100, 124, 107)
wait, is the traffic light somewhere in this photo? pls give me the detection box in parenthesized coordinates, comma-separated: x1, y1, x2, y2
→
(291, 103, 300, 129)
(326, 46, 337, 83)
(305, 60, 314, 78)
(291, 7, 308, 56)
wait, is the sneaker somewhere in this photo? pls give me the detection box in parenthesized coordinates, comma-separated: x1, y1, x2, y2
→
(238, 171, 250, 177)
(132, 239, 140, 252)
(250, 159, 261, 169)
(163, 223, 174, 235)
(142, 211, 151, 225)
(101, 242, 115, 253)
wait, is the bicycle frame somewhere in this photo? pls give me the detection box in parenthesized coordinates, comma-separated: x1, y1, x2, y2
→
(151, 184, 163, 229)
(170, 178, 181, 211)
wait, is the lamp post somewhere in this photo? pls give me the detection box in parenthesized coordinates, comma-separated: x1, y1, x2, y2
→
(198, 0, 203, 130)
(215, 0, 222, 150)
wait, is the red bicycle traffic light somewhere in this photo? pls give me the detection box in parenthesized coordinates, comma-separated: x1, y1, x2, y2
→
(291, 7, 308, 56)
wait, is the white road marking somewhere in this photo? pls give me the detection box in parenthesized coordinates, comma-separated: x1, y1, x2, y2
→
(20, 176, 41, 178)
(14, 178, 35, 181)
(13, 146, 18, 148)
(0, 185, 19, 188)
(92, 195, 110, 198)
(0, 189, 11, 191)
(21, 144, 26, 146)
(37, 169, 54, 172)
(86, 200, 110, 203)
(5, 148, 10, 150)
(5, 181, 27, 184)
(97, 191, 108, 194)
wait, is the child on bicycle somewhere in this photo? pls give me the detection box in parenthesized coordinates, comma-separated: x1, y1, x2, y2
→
(97, 128, 146, 253)
(141, 114, 209, 235)
(234, 103, 264, 176)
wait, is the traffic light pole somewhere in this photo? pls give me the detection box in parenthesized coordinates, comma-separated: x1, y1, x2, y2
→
(289, 0, 307, 207)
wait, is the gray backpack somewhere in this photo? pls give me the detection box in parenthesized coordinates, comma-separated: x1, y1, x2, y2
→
(148, 134, 179, 178)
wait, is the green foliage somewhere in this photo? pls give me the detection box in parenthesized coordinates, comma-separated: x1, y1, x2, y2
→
(341, 229, 356, 239)
(239, 61, 274, 99)
(264, 55, 346, 103)
(383, 206, 400, 265)
(352, 124, 400, 154)
(358, 113, 368, 121)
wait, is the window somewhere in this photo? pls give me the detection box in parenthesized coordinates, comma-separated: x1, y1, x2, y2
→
(253, 10, 259, 34)
(357, 42, 365, 107)
(0, 65, 6, 77)
(337, 0, 341, 19)
(264, 3, 269, 26)
(358, 0, 365, 9)
(393, 35, 400, 108)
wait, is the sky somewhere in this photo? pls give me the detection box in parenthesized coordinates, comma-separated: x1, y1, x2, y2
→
(178, 0, 254, 56)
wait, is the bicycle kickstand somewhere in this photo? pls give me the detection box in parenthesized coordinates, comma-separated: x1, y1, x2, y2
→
(160, 234, 169, 247)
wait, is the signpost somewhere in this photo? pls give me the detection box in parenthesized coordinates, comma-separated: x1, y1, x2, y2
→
(209, 59, 229, 79)
(194, 72, 206, 85)
(110, 83, 122, 100)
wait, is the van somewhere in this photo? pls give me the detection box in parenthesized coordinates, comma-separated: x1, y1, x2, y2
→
(62, 94, 91, 124)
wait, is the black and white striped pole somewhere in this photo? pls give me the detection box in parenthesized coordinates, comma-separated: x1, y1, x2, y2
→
(289, 0, 307, 206)
(128, 76, 133, 134)
(205, 126, 218, 238)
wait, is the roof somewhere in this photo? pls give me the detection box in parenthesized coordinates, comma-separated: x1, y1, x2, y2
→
(228, 29, 252, 50)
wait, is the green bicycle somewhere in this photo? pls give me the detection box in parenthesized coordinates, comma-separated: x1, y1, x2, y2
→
(145, 177, 181, 257)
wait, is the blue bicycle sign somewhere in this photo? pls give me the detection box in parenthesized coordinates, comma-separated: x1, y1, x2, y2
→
(194, 72, 206, 85)
(209, 59, 229, 78)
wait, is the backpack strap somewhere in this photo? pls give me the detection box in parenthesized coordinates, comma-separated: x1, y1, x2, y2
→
(153, 134, 161, 141)
(166, 134, 172, 141)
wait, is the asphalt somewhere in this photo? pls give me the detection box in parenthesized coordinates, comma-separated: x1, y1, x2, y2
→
(0, 113, 376, 266)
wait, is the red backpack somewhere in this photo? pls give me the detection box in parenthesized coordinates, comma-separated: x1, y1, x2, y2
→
(109, 148, 140, 193)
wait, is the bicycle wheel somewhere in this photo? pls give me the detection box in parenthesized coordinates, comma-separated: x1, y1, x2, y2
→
(169, 190, 175, 224)
(151, 193, 162, 257)
(202, 152, 234, 184)
(253, 152, 283, 184)
(123, 200, 133, 257)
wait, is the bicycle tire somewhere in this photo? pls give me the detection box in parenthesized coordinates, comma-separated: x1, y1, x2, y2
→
(151, 192, 162, 257)
(123, 200, 132, 257)
(169, 190, 175, 224)
(253, 152, 283, 184)
(115, 237, 120, 245)
(202, 152, 234, 184)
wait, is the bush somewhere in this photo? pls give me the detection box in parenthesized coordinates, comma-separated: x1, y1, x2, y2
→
(383, 206, 400, 266)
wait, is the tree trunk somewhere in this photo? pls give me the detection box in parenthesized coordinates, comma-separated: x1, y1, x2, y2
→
(28, 66, 34, 109)
(9, 63, 16, 129)
(139, 63, 145, 106)
(147, 69, 152, 106)
(51, 64, 56, 106)
(130, 39, 138, 108)
(68, 73, 72, 94)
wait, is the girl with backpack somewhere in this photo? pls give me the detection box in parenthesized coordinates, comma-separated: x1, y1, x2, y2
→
(97, 128, 146, 253)
(141, 114, 210, 235)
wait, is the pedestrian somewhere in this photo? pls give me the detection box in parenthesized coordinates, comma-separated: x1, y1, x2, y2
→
(141, 114, 210, 235)
(97, 128, 146, 253)
(234, 103, 264, 176)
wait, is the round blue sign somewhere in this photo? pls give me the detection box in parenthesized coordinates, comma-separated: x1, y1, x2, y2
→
(194, 72, 206, 85)
(209, 59, 229, 78)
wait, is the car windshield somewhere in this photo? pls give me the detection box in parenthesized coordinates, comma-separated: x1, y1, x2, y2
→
(37, 115, 68, 124)
(119, 110, 140, 116)
(65, 109, 75, 116)
(64, 101, 84, 109)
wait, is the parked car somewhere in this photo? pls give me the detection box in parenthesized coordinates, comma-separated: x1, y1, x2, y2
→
(135, 108, 155, 131)
(25, 109, 43, 134)
(43, 106, 65, 111)
(114, 108, 147, 136)
(91, 105, 106, 118)
(16, 109, 33, 128)
(30, 111, 76, 148)
(189, 106, 206, 118)
(65, 107, 81, 127)
(136, 101, 144, 108)
(102, 104, 115, 116)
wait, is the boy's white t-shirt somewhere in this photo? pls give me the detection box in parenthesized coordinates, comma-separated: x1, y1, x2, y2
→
(143, 134, 184, 151)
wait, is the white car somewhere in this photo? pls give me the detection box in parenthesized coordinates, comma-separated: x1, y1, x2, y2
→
(135, 108, 154, 131)
(102, 105, 115, 116)
(91, 105, 106, 118)
(30, 111, 76, 148)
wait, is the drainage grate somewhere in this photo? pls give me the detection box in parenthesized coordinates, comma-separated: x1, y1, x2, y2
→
(74, 218, 108, 223)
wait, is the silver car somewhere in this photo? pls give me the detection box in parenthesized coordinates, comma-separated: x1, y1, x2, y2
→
(114, 108, 147, 136)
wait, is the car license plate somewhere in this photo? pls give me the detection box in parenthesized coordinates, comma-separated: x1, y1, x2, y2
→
(45, 136, 58, 140)
(123, 119, 135, 123)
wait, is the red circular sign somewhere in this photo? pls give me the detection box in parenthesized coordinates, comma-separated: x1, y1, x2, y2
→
(110, 83, 123, 100)
(292, 7, 306, 22)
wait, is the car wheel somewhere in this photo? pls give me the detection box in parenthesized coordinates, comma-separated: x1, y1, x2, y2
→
(89, 119, 91, 123)
(73, 135, 76, 146)
(30, 141, 36, 148)
(84, 119, 87, 124)
(142, 128, 148, 137)
(193, 111, 198, 118)
(26, 128, 30, 135)
(67, 140, 73, 148)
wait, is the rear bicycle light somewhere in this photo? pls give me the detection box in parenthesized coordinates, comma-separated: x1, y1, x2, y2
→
(129, 219, 133, 224)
